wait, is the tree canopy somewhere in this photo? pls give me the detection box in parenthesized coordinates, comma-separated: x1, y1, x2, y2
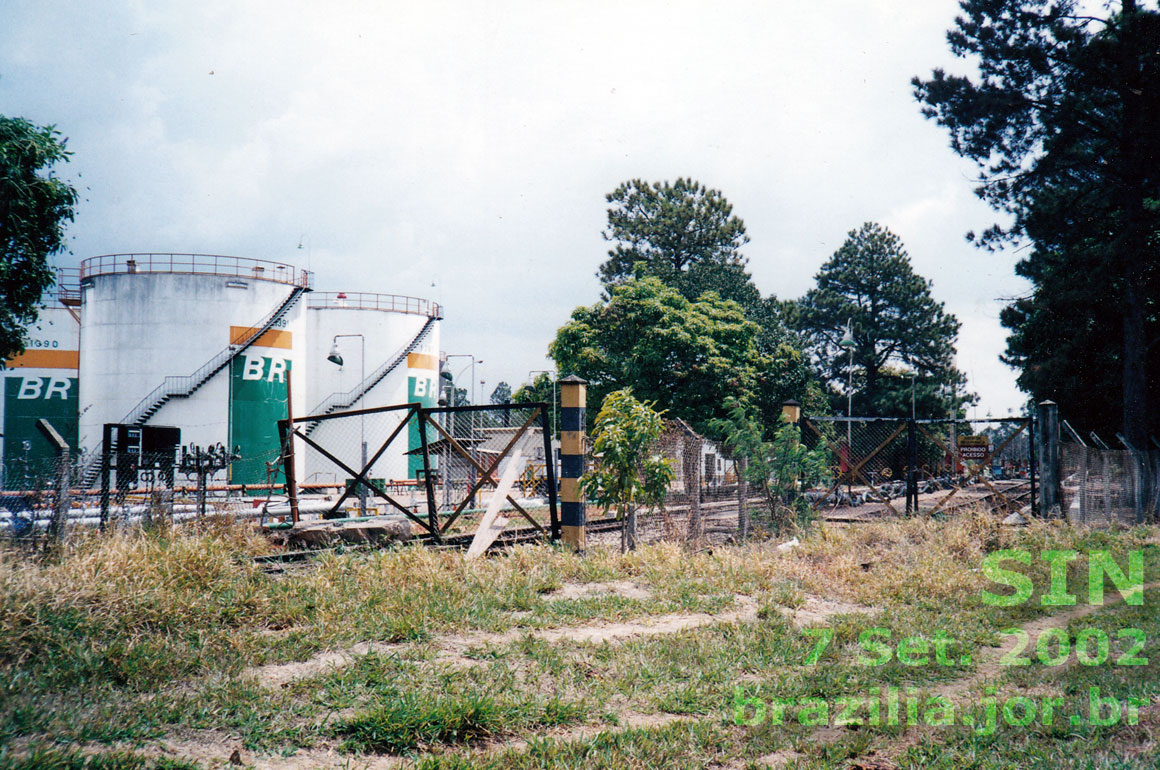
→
(794, 223, 968, 417)
(489, 381, 512, 405)
(913, 0, 1160, 441)
(590, 178, 823, 431)
(598, 178, 750, 294)
(0, 117, 78, 362)
(549, 276, 767, 438)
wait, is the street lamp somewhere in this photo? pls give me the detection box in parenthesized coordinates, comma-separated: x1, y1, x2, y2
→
(328, 334, 366, 515)
(838, 319, 856, 447)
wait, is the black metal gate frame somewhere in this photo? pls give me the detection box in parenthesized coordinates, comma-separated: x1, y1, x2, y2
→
(802, 415, 1037, 517)
(279, 401, 559, 544)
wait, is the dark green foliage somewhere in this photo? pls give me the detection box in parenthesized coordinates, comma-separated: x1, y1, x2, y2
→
(710, 398, 828, 533)
(549, 277, 765, 438)
(0, 117, 78, 362)
(599, 178, 749, 290)
(914, 0, 1160, 441)
(333, 692, 582, 753)
(588, 179, 823, 432)
(581, 390, 674, 550)
(489, 381, 512, 405)
(794, 223, 968, 418)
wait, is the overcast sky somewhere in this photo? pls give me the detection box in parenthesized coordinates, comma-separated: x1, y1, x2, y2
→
(1, 0, 1032, 419)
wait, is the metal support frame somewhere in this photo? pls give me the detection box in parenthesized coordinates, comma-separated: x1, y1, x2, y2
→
(802, 415, 1037, 518)
(279, 400, 560, 548)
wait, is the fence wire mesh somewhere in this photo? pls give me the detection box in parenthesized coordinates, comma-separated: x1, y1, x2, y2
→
(586, 419, 747, 548)
(1062, 443, 1160, 526)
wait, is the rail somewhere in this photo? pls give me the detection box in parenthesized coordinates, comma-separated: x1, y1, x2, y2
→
(80, 253, 313, 289)
(307, 292, 441, 318)
(55, 267, 82, 305)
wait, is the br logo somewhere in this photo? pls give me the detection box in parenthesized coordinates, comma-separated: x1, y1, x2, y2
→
(240, 355, 289, 383)
(15, 376, 73, 400)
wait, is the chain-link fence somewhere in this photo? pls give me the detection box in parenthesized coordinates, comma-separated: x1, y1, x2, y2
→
(1062, 442, 1160, 526)
(583, 419, 750, 548)
(798, 416, 1034, 518)
(0, 446, 283, 545)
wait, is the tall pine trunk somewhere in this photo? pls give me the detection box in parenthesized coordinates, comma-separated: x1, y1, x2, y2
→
(1118, 0, 1152, 449)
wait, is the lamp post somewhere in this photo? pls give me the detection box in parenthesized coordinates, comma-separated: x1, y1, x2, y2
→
(838, 320, 857, 497)
(327, 334, 366, 515)
(528, 370, 557, 436)
(908, 371, 917, 421)
(838, 320, 856, 447)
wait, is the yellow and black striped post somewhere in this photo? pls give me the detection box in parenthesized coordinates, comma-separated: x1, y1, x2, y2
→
(559, 375, 587, 551)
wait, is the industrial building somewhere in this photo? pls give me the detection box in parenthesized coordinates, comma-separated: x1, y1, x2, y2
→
(1, 253, 441, 490)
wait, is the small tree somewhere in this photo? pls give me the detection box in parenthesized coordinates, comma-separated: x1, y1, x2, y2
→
(581, 389, 674, 552)
(711, 398, 828, 535)
(0, 117, 78, 361)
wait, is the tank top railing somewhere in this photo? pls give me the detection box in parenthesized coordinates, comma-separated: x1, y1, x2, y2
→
(81, 253, 313, 289)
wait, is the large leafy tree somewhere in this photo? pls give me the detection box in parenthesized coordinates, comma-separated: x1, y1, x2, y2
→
(549, 277, 767, 438)
(795, 223, 968, 417)
(0, 117, 78, 362)
(598, 178, 822, 428)
(913, 0, 1160, 442)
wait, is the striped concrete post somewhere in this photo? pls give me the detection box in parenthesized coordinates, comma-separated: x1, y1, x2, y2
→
(559, 375, 587, 552)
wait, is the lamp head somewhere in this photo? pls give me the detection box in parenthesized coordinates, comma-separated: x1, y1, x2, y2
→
(327, 341, 343, 367)
(838, 320, 856, 350)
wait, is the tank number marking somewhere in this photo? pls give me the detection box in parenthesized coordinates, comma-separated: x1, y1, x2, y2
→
(15, 376, 73, 400)
(241, 354, 288, 383)
(26, 339, 61, 349)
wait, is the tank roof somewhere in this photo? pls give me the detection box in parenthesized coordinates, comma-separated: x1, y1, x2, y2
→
(307, 292, 442, 319)
(80, 253, 312, 289)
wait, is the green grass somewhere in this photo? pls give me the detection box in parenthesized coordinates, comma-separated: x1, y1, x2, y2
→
(0, 746, 201, 770)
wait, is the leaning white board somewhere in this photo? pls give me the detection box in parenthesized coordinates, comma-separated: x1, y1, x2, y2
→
(466, 449, 524, 559)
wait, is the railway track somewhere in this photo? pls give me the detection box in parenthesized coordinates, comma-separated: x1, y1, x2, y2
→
(254, 482, 1035, 571)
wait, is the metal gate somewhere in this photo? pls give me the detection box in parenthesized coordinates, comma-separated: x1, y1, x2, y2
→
(801, 415, 1036, 520)
(278, 401, 559, 545)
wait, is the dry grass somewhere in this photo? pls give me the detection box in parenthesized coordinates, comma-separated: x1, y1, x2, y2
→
(0, 511, 1156, 768)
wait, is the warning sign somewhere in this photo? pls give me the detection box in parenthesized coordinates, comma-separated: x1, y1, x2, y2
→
(958, 435, 990, 461)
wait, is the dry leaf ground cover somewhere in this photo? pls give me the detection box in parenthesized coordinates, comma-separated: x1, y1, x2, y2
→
(1, 513, 1157, 769)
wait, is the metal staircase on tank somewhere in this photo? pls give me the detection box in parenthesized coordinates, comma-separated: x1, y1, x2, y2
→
(79, 285, 309, 487)
(303, 316, 438, 437)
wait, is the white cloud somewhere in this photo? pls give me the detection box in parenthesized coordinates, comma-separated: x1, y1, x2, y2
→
(0, 0, 1035, 417)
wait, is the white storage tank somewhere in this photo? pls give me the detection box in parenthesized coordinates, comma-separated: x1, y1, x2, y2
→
(1, 293, 80, 489)
(77, 254, 312, 485)
(304, 292, 441, 487)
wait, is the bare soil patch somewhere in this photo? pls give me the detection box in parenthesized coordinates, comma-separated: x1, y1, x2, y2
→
(249, 594, 763, 687)
(547, 579, 653, 601)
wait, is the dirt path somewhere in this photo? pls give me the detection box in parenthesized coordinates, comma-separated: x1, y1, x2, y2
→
(935, 580, 1160, 702)
(249, 594, 769, 688)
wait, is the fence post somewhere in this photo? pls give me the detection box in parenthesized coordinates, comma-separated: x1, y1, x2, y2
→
(100, 422, 114, 532)
(1038, 400, 1060, 516)
(906, 418, 918, 515)
(559, 376, 587, 552)
(685, 431, 702, 543)
(736, 455, 749, 539)
(36, 418, 71, 545)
